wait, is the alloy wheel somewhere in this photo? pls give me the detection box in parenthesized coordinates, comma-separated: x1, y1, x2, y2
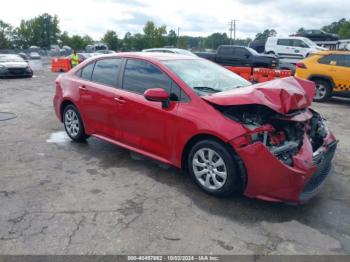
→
(192, 148, 227, 190)
(315, 83, 327, 100)
(64, 109, 80, 137)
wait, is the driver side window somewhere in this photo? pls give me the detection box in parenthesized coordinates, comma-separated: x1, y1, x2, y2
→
(122, 59, 188, 101)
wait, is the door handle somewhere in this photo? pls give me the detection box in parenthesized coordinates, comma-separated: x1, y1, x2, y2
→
(114, 96, 126, 104)
(79, 85, 87, 91)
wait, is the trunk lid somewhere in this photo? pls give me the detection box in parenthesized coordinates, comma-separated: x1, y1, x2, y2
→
(202, 77, 315, 114)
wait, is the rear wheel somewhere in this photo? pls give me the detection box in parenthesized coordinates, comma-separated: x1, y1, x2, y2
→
(63, 104, 88, 142)
(313, 79, 332, 102)
(188, 140, 241, 197)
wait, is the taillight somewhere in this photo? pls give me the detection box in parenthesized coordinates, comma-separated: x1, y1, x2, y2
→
(296, 62, 307, 69)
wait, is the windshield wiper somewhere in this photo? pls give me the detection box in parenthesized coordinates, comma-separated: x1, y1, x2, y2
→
(193, 86, 221, 93)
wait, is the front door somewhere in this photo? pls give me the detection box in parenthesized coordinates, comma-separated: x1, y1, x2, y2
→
(116, 58, 180, 161)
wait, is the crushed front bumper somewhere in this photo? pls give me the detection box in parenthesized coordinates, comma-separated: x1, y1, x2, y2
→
(231, 132, 337, 203)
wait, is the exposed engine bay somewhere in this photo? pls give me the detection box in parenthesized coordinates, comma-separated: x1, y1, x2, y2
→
(217, 104, 328, 166)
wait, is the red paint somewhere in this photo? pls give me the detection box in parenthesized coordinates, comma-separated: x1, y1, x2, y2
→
(53, 53, 337, 203)
(144, 88, 170, 101)
(202, 76, 316, 114)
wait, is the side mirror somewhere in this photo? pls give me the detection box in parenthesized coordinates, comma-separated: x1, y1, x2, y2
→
(144, 88, 170, 108)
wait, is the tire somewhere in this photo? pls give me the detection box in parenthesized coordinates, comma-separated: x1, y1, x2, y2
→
(313, 79, 332, 102)
(188, 139, 242, 197)
(63, 104, 88, 142)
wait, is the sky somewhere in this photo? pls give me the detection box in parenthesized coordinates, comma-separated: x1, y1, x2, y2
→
(1, 0, 349, 40)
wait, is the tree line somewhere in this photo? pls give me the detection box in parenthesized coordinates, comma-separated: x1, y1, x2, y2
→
(1, 13, 350, 51)
(0, 13, 251, 51)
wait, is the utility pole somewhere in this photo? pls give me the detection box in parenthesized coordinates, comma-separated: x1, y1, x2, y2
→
(228, 19, 238, 45)
(177, 27, 180, 48)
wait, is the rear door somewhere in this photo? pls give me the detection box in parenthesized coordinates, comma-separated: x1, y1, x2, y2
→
(116, 58, 184, 161)
(78, 58, 123, 138)
(216, 46, 235, 65)
(322, 54, 350, 90)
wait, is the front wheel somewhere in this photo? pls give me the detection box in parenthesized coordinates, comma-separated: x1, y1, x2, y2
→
(313, 79, 332, 102)
(63, 104, 88, 142)
(188, 140, 242, 197)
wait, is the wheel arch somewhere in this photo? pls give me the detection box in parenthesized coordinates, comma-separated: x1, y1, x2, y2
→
(181, 133, 247, 192)
(60, 99, 77, 122)
(308, 74, 335, 90)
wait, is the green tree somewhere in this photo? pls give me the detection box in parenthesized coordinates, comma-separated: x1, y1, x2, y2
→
(122, 32, 133, 50)
(338, 22, 350, 39)
(0, 20, 13, 48)
(255, 29, 277, 40)
(133, 33, 147, 50)
(205, 33, 230, 49)
(82, 35, 94, 47)
(167, 29, 177, 46)
(322, 18, 350, 39)
(59, 31, 72, 47)
(322, 18, 347, 34)
(177, 36, 188, 49)
(66, 34, 94, 50)
(101, 30, 118, 50)
(13, 13, 60, 48)
(143, 21, 167, 48)
(12, 20, 33, 49)
(297, 27, 305, 34)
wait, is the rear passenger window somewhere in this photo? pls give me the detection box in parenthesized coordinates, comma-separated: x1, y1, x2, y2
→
(277, 39, 291, 46)
(342, 55, 350, 67)
(91, 58, 122, 86)
(80, 62, 95, 80)
(318, 54, 349, 67)
(123, 59, 172, 94)
(219, 47, 232, 56)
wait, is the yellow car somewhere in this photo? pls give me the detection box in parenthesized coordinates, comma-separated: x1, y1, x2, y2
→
(295, 50, 350, 102)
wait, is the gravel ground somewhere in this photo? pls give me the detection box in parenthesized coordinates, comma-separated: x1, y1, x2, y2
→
(0, 61, 350, 255)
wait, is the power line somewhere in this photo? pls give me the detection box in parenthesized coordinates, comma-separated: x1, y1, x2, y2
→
(228, 19, 238, 44)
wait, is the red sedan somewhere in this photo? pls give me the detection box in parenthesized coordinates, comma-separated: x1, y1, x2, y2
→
(53, 52, 337, 203)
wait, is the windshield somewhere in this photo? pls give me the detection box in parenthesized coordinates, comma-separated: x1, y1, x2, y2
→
(175, 49, 197, 57)
(246, 47, 259, 55)
(303, 38, 317, 46)
(0, 55, 25, 62)
(163, 59, 251, 96)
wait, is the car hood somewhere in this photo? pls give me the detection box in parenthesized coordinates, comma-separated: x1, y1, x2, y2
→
(0, 62, 28, 68)
(202, 77, 315, 114)
(314, 46, 327, 51)
(257, 53, 278, 59)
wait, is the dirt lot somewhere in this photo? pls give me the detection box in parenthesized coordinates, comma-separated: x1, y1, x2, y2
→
(1, 62, 350, 255)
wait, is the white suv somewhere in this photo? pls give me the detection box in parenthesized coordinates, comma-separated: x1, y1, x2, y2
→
(265, 37, 326, 58)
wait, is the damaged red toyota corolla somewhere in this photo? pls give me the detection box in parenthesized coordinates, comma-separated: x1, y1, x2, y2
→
(53, 53, 338, 203)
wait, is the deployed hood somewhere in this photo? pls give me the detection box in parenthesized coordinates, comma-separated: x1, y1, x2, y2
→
(0, 62, 28, 68)
(202, 77, 315, 114)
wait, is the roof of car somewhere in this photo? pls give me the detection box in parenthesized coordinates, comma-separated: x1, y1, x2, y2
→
(313, 50, 350, 55)
(99, 52, 199, 61)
